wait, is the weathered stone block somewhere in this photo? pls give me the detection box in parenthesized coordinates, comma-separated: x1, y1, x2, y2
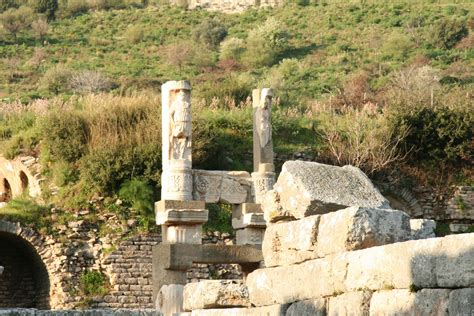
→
(183, 280, 250, 311)
(262, 215, 320, 267)
(156, 284, 184, 315)
(232, 213, 266, 229)
(162, 225, 202, 244)
(236, 228, 265, 245)
(247, 234, 474, 307)
(286, 298, 326, 316)
(410, 219, 436, 240)
(317, 206, 410, 257)
(328, 291, 371, 316)
(262, 190, 295, 223)
(273, 161, 390, 218)
(156, 209, 208, 225)
(155, 200, 205, 212)
(232, 203, 262, 218)
(178, 304, 288, 316)
(448, 288, 474, 316)
(369, 289, 450, 315)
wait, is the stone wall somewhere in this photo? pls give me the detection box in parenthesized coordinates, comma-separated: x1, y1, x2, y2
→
(169, 0, 282, 13)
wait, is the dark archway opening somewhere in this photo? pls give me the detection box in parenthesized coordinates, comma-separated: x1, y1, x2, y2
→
(0, 178, 12, 203)
(0, 231, 50, 309)
(19, 171, 29, 191)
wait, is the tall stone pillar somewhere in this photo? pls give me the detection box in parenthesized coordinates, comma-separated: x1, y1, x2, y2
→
(251, 88, 275, 204)
(161, 80, 193, 201)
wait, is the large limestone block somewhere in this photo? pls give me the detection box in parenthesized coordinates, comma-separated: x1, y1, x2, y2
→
(236, 227, 265, 245)
(156, 284, 184, 315)
(410, 219, 436, 240)
(248, 234, 474, 307)
(247, 255, 347, 306)
(274, 161, 390, 218)
(327, 291, 371, 316)
(436, 233, 474, 288)
(369, 289, 450, 315)
(183, 280, 250, 311)
(317, 206, 410, 257)
(286, 299, 326, 316)
(448, 288, 474, 316)
(232, 213, 266, 229)
(262, 215, 320, 267)
(182, 304, 289, 316)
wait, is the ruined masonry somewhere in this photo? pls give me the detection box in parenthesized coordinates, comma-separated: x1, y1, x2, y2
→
(152, 81, 473, 316)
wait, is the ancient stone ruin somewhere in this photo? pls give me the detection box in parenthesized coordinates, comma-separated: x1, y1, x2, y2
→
(0, 80, 472, 315)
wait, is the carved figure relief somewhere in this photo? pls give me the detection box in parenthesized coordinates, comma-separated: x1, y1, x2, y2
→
(256, 91, 272, 148)
(169, 90, 192, 160)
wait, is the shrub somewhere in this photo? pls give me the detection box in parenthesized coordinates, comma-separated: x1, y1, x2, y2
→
(119, 179, 154, 229)
(41, 64, 73, 94)
(219, 37, 245, 61)
(32, 0, 58, 20)
(69, 70, 113, 94)
(193, 17, 227, 49)
(0, 0, 18, 13)
(79, 270, 107, 296)
(161, 41, 193, 75)
(0, 6, 34, 39)
(41, 110, 89, 163)
(428, 18, 468, 49)
(31, 17, 49, 40)
(123, 24, 144, 44)
(381, 31, 414, 60)
(242, 17, 290, 67)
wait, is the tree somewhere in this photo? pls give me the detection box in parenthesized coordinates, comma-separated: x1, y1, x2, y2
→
(0, 6, 34, 39)
(162, 41, 193, 75)
(428, 18, 468, 49)
(193, 17, 227, 49)
(33, 0, 58, 20)
(242, 17, 290, 67)
(31, 17, 48, 40)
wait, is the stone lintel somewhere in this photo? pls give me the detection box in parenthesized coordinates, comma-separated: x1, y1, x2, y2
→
(162, 224, 202, 245)
(236, 228, 265, 245)
(232, 213, 266, 229)
(153, 244, 263, 271)
(155, 200, 206, 213)
(156, 209, 209, 225)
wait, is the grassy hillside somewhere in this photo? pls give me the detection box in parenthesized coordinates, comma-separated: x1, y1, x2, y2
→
(0, 1, 472, 231)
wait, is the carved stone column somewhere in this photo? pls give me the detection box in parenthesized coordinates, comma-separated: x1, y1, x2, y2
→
(161, 80, 193, 201)
(251, 88, 275, 204)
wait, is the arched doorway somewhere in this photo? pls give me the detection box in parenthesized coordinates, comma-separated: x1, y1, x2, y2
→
(0, 231, 50, 308)
(19, 171, 29, 191)
(0, 178, 12, 203)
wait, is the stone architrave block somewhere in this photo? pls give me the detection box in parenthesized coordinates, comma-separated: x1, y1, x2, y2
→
(286, 298, 326, 316)
(192, 170, 251, 204)
(327, 291, 371, 316)
(162, 225, 202, 244)
(183, 280, 250, 311)
(247, 234, 474, 307)
(369, 289, 450, 315)
(156, 209, 209, 225)
(156, 284, 184, 315)
(236, 228, 265, 245)
(155, 200, 205, 212)
(232, 213, 266, 229)
(317, 206, 411, 257)
(448, 288, 474, 316)
(262, 215, 320, 267)
(274, 161, 390, 219)
(410, 219, 437, 240)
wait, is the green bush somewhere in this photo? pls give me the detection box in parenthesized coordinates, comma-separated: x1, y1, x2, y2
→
(123, 24, 144, 44)
(119, 179, 154, 230)
(428, 18, 468, 49)
(41, 111, 89, 163)
(80, 270, 107, 296)
(0, 6, 34, 39)
(242, 17, 290, 67)
(381, 31, 414, 60)
(219, 37, 245, 61)
(203, 203, 233, 234)
(0, 0, 18, 13)
(41, 64, 73, 94)
(389, 104, 473, 165)
(66, 0, 89, 16)
(193, 17, 227, 49)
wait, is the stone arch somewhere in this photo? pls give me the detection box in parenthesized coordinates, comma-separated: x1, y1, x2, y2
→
(0, 156, 42, 201)
(381, 186, 423, 218)
(0, 221, 52, 309)
(19, 170, 29, 191)
(0, 177, 12, 202)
